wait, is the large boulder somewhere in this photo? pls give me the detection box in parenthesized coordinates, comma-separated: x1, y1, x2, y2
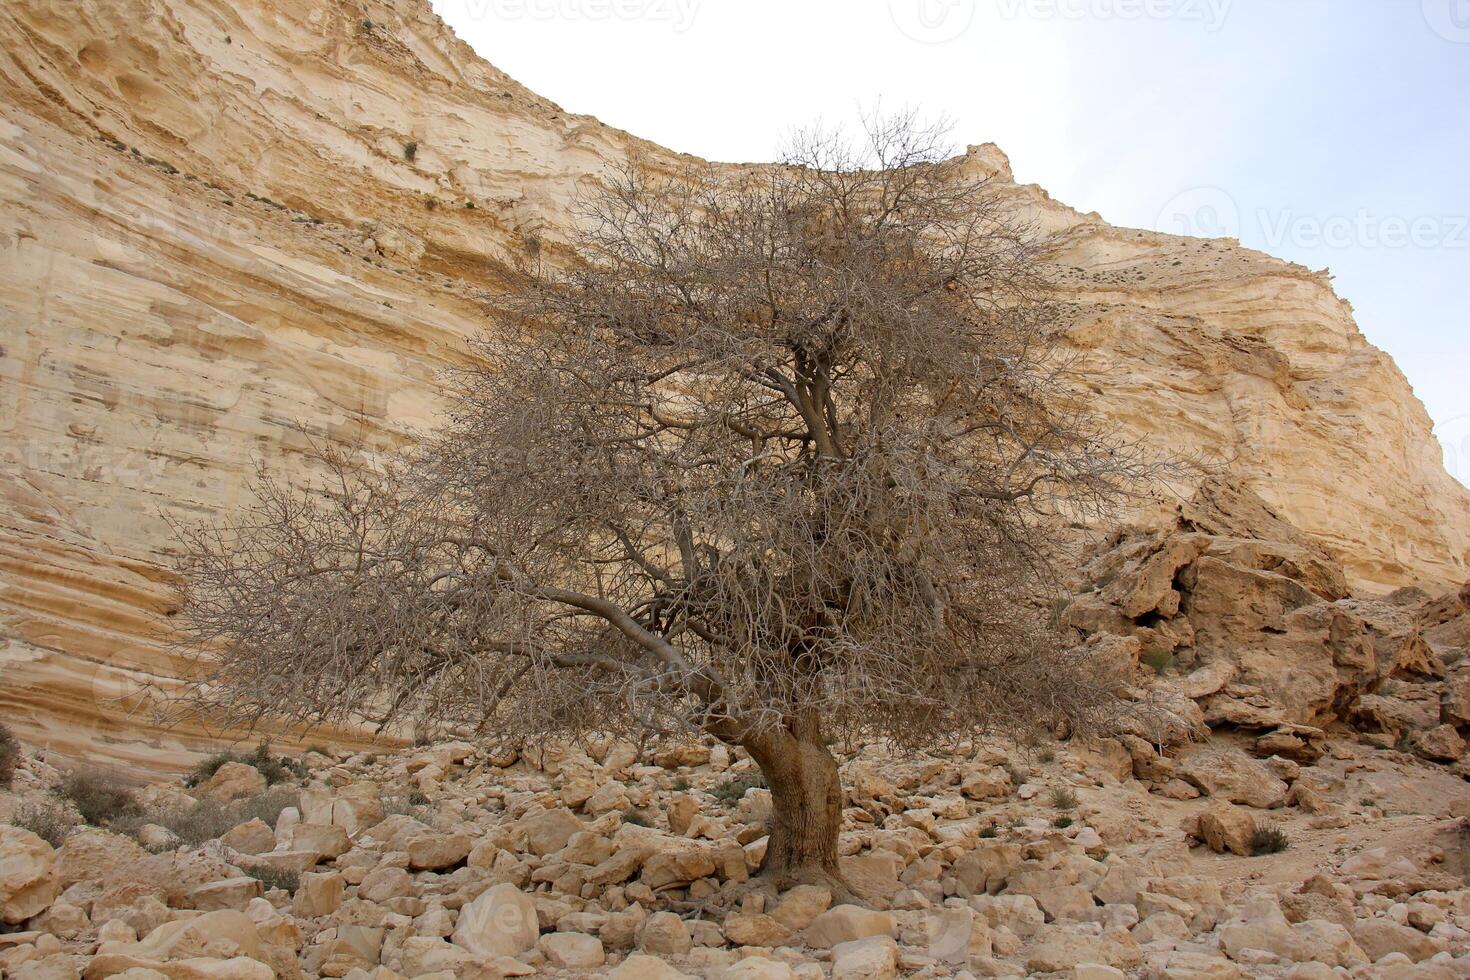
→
(200, 763, 266, 802)
(804, 905, 895, 949)
(607, 954, 696, 979)
(451, 883, 539, 958)
(406, 833, 473, 870)
(1195, 802, 1257, 856)
(89, 909, 265, 977)
(1178, 749, 1287, 808)
(0, 825, 60, 924)
(297, 783, 384, 836)
(519, 808, 583, 856)
(1352, 918, 1446, 962)
(832, 935, 899, 980)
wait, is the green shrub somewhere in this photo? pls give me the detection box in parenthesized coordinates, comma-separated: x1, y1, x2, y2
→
(712, 774, 767, 805)
(1048, 787, 1078, 811)
(14, 797, 77, 846)
(403, 141, 418, 161)
(382, 794, 430, 821)
(1053, 816, 1074, 829)
(60, 769, 140, 826)
(143, 787, 300, 847)
(245, 865, 299, 893)
(978, 825, 998, 839)
(671, 777, 691, 792)
(184, 742, 305, 789)
(184, 753, 235, 788)
(0, 724, 19, 788)
(1038, 749, 1056, 764)
(1141, 649, 1174, 675)
(407, 790, 430, 807)
(1250, 825, 1290, 855)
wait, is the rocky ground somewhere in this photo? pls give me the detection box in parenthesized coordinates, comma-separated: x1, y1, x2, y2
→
(2, 720, 1470, 980)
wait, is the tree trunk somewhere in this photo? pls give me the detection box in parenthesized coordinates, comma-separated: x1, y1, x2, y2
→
(744, 723, 847, 893)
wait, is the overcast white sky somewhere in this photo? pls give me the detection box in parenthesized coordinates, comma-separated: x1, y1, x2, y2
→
(436, 0, 1470, 483)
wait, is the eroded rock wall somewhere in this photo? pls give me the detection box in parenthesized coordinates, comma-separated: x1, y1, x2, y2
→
(2, 0, 1468, 768)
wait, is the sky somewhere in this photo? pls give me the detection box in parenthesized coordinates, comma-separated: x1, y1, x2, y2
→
(435, 0, 1470, 483)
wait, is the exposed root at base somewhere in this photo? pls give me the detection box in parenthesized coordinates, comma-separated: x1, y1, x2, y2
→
(757, 864, 865, 906)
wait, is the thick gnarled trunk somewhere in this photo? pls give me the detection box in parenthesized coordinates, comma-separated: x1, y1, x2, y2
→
(744, 724, 846, 892)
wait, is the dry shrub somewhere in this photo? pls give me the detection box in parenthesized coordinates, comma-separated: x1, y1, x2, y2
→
(1251, 825, 1290, 855)
(13, 797, 77, 847)
(0, 724, 19, 788)
(149, 787, 300, 847)
(59, 769, 140, 827)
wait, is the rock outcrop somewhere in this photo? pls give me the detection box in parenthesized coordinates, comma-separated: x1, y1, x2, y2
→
(1068, 480, 1470, 779)
(2, 0, 1469, 767)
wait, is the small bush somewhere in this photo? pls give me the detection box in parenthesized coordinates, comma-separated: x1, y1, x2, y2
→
(60, 769, 140, 826)
(621, 809, 650, 828)
(671, 777, 691, 792)
(1141, 649, 1174, 675)
(1048, 787, 1078, 811)
(1250, 825, 1290, 855)
(235, 786, 300, 825)
(245, 865, 299, 893)
(403, 141, 418, 161)
(14, 797, 77, 846)
(382, 794, 430, 821)
(184, 753, 236, 788)
(712, 774, 767, 805)
(407, 790, 430, 807)
(1053, 816, 1074, 829)
(184, 742, 305, 789)
(0, 724, 20, 788)
(979, 825, 998, 839)
(1038, 749, 1056, 764)
(144, 786, 299, 847)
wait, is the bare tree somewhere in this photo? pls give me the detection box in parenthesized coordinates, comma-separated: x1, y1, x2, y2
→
(174, 114, 1158, 893)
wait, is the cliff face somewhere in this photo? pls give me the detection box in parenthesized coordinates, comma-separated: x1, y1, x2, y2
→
(2, 0, 1467, 770)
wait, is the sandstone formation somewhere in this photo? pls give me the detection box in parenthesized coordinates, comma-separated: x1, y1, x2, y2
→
(2, 0, 1470, 770)
(1065, 481, 1470, 782)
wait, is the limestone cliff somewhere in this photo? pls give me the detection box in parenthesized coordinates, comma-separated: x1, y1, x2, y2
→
(2, 0, 1467, 769)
